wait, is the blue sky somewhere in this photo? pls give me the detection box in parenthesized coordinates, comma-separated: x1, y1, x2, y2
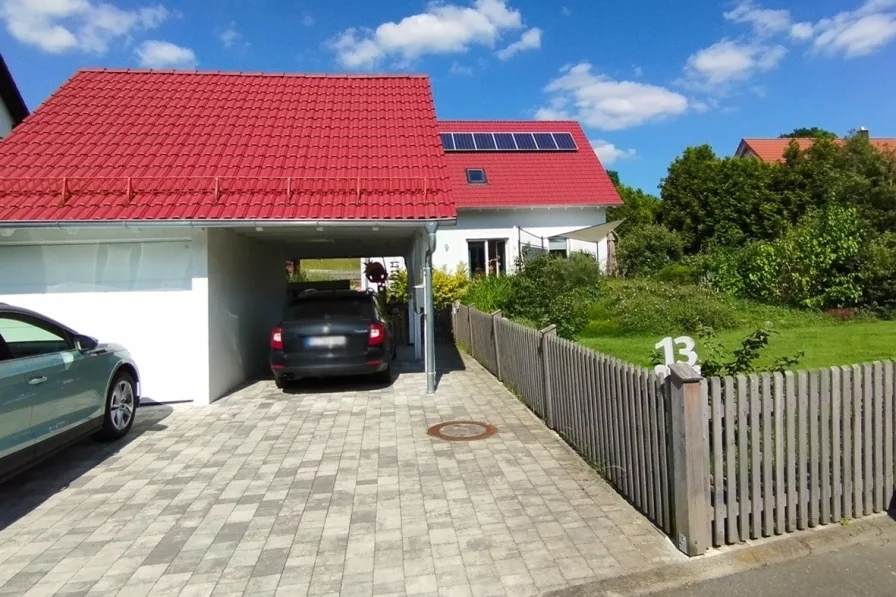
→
(2, 0, 895, 193)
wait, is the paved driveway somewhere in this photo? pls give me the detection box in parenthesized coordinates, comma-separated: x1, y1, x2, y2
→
(0, 349, 681, 597)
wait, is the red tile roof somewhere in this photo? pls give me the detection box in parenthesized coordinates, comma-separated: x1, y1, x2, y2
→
(438, 120, 621, 209)
(0, 69, 454, 221)
(738, 137, 896, 163)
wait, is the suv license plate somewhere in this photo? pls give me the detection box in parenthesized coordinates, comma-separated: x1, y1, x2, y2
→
(306, 336, 347, 348)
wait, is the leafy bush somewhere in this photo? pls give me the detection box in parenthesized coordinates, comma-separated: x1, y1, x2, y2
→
(697, 326, 804, 377)
(589, 280, 736, 335)
(464, 274, 514, 313)
(616, 224, 684, 277)
(861, 232, 896, 316)
(504, 252, 602, 338)
(703, 205, 866, 309)
(655, 263, 698, 285)
(387, 265, 469, 309)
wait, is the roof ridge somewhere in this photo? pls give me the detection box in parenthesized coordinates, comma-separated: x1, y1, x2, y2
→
(438, 119, 582, 124)
(76, 68, 430, 79)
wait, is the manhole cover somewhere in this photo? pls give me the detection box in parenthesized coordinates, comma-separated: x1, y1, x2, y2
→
(427, 420, 497, 442)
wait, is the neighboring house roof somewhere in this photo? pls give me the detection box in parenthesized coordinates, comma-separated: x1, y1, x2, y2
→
(0, 69, 454, 222)
(438, 120, 621, 209)
(0, 53, 28, 128)
(736, 137, 896, 162)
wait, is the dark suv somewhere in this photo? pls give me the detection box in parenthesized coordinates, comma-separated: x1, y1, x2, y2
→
(269, 290, 395, 388)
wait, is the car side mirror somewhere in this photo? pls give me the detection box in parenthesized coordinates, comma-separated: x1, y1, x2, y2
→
(74, 334, 99, 352)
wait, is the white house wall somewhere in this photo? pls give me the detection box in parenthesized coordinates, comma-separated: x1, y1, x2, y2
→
(206, 229, 285, 402)
(436, 207, 607, 273)
(0, 227, 210, 404)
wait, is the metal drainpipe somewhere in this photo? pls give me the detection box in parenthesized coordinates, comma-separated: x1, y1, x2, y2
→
(424, 222, 439, 394)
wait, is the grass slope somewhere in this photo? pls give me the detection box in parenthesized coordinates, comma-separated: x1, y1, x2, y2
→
(580, 320, 896, 370)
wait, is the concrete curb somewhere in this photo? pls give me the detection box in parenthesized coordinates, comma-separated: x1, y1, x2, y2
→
(547, 513, 896, 597)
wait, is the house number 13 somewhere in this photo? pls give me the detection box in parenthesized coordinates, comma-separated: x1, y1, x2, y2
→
(654, 336, 700, 377)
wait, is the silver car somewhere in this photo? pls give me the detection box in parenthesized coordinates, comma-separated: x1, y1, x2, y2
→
(0, 303, 141, 481)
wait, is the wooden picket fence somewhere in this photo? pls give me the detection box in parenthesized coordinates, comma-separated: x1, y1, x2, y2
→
(707, 365, 896, 547)
(453, 303, 896, 555)
(453, 304, 673, 536)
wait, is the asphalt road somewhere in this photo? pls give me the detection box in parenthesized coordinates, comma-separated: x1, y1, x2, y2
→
(657, 539, 896, 597)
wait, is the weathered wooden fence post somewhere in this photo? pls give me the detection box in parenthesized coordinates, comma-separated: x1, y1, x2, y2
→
(668, 363, 711, 556)
(539, 325, 558, 429)
(468, 307, 476, 356)
(491, 310, 503, 381)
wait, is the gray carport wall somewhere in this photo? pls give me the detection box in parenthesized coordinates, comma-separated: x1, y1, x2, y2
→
(1, 218, 446, 396)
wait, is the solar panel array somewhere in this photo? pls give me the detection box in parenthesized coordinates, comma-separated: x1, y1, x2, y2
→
(441, 132, 578, 152)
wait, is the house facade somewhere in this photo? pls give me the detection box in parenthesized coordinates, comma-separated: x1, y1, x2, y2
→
(362, 120, 621, 284)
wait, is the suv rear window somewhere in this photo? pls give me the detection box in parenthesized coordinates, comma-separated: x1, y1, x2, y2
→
(284, 297, 375, 320)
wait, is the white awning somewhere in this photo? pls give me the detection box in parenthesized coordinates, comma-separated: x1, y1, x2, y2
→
(549, 219, 625, 243)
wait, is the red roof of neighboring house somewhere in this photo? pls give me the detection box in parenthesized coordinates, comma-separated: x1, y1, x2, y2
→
(0, 69, 454, 222)
(737, 137, 896, 162)
(438, 120, 621, 209)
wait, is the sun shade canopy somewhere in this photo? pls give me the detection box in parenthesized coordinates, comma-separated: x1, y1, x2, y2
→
(549, 220, 624, 243)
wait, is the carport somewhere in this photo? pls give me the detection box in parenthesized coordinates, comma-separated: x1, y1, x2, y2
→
(0, 70, 455, 404)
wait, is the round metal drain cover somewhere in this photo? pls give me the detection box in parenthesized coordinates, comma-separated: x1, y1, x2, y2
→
(427, 420, 497, 442)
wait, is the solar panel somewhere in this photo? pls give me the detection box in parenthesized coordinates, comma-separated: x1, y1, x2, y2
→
(494, 133, 516, 150)
(513, 133, 537, 150)
(453, 133, 475, 150)
(534, 133, 558, 150)
(473, 133, 497, 150)
(553, 132, 577, 150)
(440, 133, 455, 151)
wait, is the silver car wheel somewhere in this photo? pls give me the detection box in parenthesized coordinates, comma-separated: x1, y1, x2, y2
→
(110, 380, 135, 431)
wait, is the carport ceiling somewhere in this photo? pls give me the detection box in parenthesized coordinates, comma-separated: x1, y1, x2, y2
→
(237, 225, 421, 259)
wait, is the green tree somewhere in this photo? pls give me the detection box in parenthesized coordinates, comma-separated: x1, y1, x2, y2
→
(778, 127, 838, 139)
(606, 170, 662, 233)
(616, 224, 684, 277)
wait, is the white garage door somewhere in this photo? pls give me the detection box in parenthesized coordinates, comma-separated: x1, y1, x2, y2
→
(0, 240, 203, 404)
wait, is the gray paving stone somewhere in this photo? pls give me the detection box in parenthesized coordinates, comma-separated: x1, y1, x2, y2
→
(0, 351, 681, 597)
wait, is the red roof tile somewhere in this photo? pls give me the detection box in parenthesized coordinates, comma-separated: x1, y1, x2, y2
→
(738, 137, 896, 163)
(438, 120, 621, 209)
(0, 69, 454, 221)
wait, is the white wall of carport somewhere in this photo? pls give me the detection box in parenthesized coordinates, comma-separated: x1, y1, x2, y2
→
(205, 229, 285, 403)
(0, 227, 210, 404)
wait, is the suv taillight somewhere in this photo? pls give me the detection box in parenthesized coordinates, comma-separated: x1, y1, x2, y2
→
(369, 322, 386, 346)
(271, 327, 283, 350)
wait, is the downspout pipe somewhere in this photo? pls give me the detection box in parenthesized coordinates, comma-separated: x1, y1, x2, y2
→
(424, 221, 439, 394)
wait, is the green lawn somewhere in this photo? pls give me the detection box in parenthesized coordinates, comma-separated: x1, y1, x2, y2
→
(299, 258, 360, 272)
(579, 320, 896, 371)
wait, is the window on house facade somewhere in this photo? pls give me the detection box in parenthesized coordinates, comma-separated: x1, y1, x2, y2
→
(465, 168, 487, 184)
(467, 239, 506, 277)
(549, 238, 568, 258)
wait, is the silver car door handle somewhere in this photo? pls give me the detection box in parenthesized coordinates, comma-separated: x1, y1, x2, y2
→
(28, 376, 48, 385)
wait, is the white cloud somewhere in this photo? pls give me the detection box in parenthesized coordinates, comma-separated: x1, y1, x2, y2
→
(724, 1, 791, 36)
(302, 14, 314, 26)
(449, 61, 473, 75)
(789, 22, 813, 40)
(330, 0, 536, 68)
(811, 1, 896, 57)
(220, 22, 241, 47)
(682, 39, 786, 91)
(536, 63, 689, 131)
(0, 0, 169, 54)
(495, 27, 541, 60)
(590, 140, 636, 165)
(135, 40, 196, 68)
(561, 7, 571, 16)
(724, 1, 896, 56)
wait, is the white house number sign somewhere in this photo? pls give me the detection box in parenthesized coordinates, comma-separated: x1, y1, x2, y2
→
(654, 336, 701, 378)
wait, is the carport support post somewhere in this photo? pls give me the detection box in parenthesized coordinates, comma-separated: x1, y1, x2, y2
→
(424, 222, 439, 394)
(668, 363, 711, 556)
